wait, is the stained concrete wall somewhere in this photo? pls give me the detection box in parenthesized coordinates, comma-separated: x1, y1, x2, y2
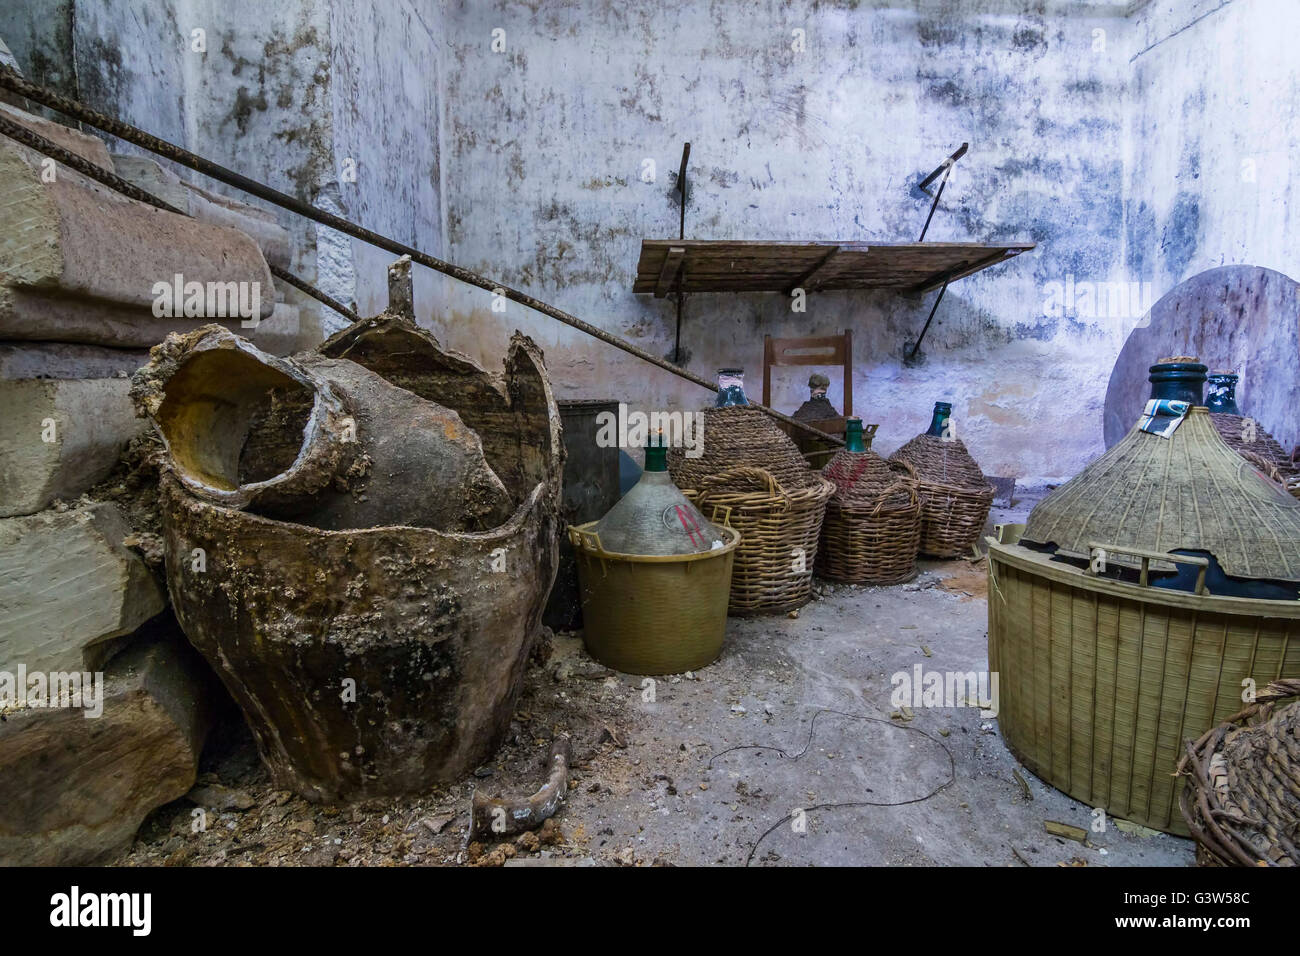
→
(0, 0, 447, 338)
(1126, 0, 1300, 442)
(3, 0, 1296, 481)
(434, 0, 1137, 483)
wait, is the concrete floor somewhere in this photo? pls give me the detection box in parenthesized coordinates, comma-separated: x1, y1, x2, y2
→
(541, 556, 1194, 867)
(118, 490, 1195, 866)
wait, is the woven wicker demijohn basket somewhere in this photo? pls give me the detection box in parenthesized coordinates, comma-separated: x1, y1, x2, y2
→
(1177, 678, 1300, 866)
(667, 369, 833, 615)
(1206, 370, 1298, 488)
(817, 417, 922, 585)
(989, 358, 1300, 834)
(889, 402, 994, 558)
(571, 434, 739, 675)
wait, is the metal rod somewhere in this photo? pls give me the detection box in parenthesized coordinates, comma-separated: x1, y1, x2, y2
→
(674, 141, 689, 363)
(918, 164, 951, 242)
(918, 142, 968, 192)
(0, 68, 841, 446)
(907, 279, 949, 363)
(0, 112, 359, 324)
(918, 142, 966, 242)
(268, 264, 359, 324)
(676, 141, 690, 240)
(674, 286, 684, 364)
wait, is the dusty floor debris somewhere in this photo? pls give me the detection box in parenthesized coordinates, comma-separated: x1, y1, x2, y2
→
(115, 557, 1194, 867)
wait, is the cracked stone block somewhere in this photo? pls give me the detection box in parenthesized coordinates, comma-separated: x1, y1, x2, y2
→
(0, 376, 146, 517)
(0, 502, 165, 673)
(0, 621, 215, 866)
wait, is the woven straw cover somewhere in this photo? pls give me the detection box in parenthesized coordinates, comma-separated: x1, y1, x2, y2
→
(1023, 407, 1300, 581)
(668, 405, 819, 491)
(1211, 412, 1296, 478)
(668, 406, 832, 613)
(793, 395, 840, 422)
(1178, 679, 1300, 866)
(889, 433, 988, 490)
(687, 465, 833, 614)
(817, 449, 921, 584)
(888, 433, 993, 557)
(823, 447, 909, 502)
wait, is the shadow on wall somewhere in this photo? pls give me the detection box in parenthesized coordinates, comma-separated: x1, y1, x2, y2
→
(1104, 265, 1300, 450)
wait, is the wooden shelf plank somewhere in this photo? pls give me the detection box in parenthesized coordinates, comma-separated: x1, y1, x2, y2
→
(631, 239, 1034, 295)
(783, 245, 843, 295)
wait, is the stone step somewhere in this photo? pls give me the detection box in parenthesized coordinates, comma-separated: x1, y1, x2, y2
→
(0, 102, 115, 172)
(112, 155, 292, 269)
(0, 502, 165, 671)
(0, 376, 145, 516)
(0, 341, 150, 380)
(0, 136, 276, 347)
(0, 619, 216, 866)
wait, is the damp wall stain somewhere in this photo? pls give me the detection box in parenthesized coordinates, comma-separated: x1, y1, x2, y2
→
(0, 0, 1296, 479)
(0, 0, 449, 338)
(431, 0, 1298, 480)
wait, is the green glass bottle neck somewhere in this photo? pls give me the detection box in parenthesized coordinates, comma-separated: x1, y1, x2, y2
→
(644, 443, 668, 472)
(925, 403, 952, 438)
(845, 419, 867, 453)
(1148, 362, 1207, 406)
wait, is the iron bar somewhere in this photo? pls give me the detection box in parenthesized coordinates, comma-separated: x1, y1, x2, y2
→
(917, 142, 967, 242)
(0, 67, 841, 446)
(0, 112, 359, 324)
(906, 278, 949, 364)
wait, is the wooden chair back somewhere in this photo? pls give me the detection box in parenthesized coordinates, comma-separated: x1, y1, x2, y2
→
(762, 330, 853, 416)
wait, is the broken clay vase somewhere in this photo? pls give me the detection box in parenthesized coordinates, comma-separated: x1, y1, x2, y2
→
(136, 320, 562, 803)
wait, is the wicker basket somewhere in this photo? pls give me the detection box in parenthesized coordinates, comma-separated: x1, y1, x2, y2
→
(1239, 448, 1285, 483)
(1177, 678, 1300, 866)
(817, 457, 922, 585)
(670, 405, 821, 492)
(1249, 452, 1300, 504)
(685, 465, 834, 615)
(889, 434, 993, 558)
(989, 533, 1300, 834)
(1236, 450, 1300, 508)
(1211, 412, 1297, 479)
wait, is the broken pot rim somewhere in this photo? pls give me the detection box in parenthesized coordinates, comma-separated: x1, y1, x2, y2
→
(162, 469, 551, 543)
(148, 327, 351, 506)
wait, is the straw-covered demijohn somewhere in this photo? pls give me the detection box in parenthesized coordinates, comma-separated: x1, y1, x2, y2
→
(888, 401, 993, 558)
(1022, 358, 1300, 597)
(666, 368, 834, 614)
(817, 417, 922, 584)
